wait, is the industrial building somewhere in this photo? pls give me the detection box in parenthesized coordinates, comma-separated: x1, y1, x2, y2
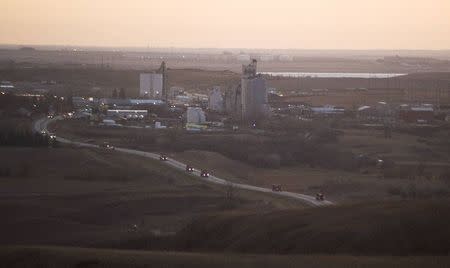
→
(99, 98, 164, 109)
(186, 107, 206, 124)
(168, 86, 185, 100)
(310, 105, 345, 116)
(139, 61, 168, 100)
(72, 97, 96, 109)
(278, 54, 294, 62)
(357, 102, 395, 122)
(140, 73, 163, 99)
(107, 109, 148, 119)
(236, 54, 251, 62)
(208, 86, 224, 112)
(0, 81, 14, 91)
(174, 95, 192, 105)
(260, 54, 275, 62)
(240, 60, 269, 122)
(224, 85, 242, 118)
(399, 104, 434, 123)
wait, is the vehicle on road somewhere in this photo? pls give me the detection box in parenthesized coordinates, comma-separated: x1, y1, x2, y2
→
(200, 170, 209, 177)
(376, 158, 384, 168)
(100, 142, 115, 150)
(186, 165, 194, 172)
(272, 184, 282, 192)
(160, 155, 168, 161)
(48, 132, 56, 140)
(316, 192, 325, 201)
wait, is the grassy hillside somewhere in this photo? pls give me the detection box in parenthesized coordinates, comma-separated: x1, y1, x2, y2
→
(175, 200, 450, 255)
(1, 246, 450, 268)
(0, 147, 298, 247)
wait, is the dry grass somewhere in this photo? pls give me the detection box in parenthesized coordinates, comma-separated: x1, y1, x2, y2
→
(1, 246, 450, 268)
(277, 88, 450, 108)
(176, 200, 450, 255)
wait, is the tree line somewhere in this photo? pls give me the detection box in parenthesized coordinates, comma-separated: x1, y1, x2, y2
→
(0, 129, 52, 147)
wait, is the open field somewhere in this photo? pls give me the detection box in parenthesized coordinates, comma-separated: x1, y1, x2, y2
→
(0, 146, 300, 247)
(1, 65, 450, 100)
(270, 72, 450, 108)
(339, 128, 450, 164)
(2, 246, 450, 268)
(276, 88, 450, 108)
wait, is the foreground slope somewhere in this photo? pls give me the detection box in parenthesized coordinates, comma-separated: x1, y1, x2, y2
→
(0, 147, 297, 247)
(1, 246, 450, 268)
(175, 200, 450, 255)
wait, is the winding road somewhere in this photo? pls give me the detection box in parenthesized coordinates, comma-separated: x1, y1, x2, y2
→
(34, 117, 334, 207)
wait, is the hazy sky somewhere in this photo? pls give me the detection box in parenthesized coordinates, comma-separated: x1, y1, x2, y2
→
(1, 0, 450, 49)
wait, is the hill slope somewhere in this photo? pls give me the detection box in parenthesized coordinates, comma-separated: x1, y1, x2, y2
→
(1, 246, 450, 268)
(176, 200, 450, 255)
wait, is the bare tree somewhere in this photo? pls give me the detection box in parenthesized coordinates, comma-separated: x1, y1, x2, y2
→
(119, 88, 126, 99)
(226, 181, 235, 201)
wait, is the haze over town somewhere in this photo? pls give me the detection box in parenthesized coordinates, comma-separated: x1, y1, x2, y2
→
(2, 0, 450, 49)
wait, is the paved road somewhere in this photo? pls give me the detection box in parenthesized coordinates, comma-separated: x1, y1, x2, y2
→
(34, 117, 333, 207)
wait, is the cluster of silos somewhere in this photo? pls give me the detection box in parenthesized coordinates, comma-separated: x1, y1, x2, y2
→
(240, 60, 269, 122)
(139, 62, 167, 100)
(139, 73, 163, 99)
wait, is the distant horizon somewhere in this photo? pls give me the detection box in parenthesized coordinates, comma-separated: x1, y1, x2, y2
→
(2, 43, 450, 53)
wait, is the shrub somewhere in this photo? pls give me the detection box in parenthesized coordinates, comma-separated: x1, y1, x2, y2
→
(439, 169, 450, 184)
(247, 153, 281, 168)
(387, 186, 403, 196)
(0, 167, 11, 177)
(0, 128, 50, 147)
(17, 162, 31, 177)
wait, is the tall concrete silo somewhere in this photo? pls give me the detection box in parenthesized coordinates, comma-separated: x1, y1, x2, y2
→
(241, 60, 269, 122)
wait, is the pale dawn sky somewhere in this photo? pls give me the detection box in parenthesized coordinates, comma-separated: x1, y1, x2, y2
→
(1, 0, 450, 49)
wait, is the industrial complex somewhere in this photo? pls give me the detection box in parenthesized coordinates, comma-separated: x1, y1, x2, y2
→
(65, 59, 272, 131)
(3, 57, 450, 132)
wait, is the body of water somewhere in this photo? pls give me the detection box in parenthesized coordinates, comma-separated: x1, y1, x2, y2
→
(260, 72, 406, 78)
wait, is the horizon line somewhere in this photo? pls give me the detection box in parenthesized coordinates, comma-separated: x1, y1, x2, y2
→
(1, 43, 450, 53)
